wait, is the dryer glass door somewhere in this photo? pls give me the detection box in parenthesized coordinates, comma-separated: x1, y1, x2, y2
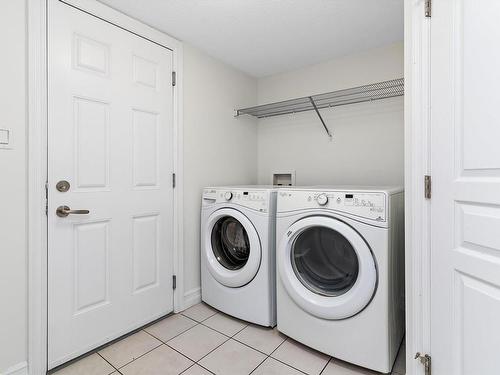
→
(278, 216, 377, 320)
(291, 226, 359, 297)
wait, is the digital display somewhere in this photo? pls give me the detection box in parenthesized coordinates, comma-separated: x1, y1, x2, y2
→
(345, 194, 353, 199)
(243, 192, 248, 195)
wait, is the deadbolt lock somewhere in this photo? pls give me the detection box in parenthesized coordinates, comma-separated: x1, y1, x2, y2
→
(56, 180, 70, 192)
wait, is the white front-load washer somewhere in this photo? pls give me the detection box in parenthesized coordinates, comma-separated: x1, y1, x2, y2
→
(201, 186, 277, 327)
(276, 186, 405, 373)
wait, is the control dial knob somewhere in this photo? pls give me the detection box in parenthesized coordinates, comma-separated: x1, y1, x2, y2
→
(317, 194, 328, 206)
(224, 191, 233, 201)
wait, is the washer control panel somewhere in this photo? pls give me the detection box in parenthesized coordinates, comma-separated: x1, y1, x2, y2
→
(203, 188, 270, 212)
(278, 190, 387, 222)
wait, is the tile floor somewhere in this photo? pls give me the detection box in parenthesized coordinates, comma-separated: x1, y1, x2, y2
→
(53, 303, 406, 375)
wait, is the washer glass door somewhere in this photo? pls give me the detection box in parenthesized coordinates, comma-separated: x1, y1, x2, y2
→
(211, 216, 250, 270)
(279, 216, 377, 320)
(204, 208, 261, 288)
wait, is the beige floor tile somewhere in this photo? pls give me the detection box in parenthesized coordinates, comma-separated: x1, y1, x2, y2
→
(167, 324, 227, 361)
(52, 353, 115, 375)
(181, 364, 213, 375)
(145, 314, 198, 342)
(271, 339, 330, 375)
(120, 345, 192, 375)
(203, 312, 248, 337)
(234, 325, 286, 355)
(98, 330, 161, 368)
(181, 303, 217, 322)
(252, 357, 304, 375)
(199, 339, 266, 375)
(322, 359, 378, 375)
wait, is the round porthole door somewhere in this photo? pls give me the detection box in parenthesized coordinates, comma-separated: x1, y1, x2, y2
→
(278, 216, 377, 320)
(204, 208, 261, 288)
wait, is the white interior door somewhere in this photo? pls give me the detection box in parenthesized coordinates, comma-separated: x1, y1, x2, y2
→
(430, 1, 500, 373)
(48, 0, 174, 368)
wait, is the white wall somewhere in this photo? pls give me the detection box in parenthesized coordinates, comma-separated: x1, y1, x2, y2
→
(257, 42, 404, 187)
(0, 1, 28, 373)
(182, 45, 258, 305)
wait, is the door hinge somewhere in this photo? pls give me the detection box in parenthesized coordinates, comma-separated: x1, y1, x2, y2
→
(172, 173, 176, 188)
(172, 71, 176, 87)
(45, 181, 49, 215)
(415, 352, 432, 375)
(425, 0, 431, 17)
(424, 175, 431, 199)
(172, 275, 177, 290)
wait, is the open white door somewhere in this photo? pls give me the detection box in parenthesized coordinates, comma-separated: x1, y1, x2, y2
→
(47, 0, 174, 368)
(430, 1, 500, 373)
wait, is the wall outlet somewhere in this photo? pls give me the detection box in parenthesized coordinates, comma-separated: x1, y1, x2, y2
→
(0, 128, 12, 149)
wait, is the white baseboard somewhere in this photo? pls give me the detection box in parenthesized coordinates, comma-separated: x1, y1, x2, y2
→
(183, 287, 201, 310)
(2, 362, 28, 375)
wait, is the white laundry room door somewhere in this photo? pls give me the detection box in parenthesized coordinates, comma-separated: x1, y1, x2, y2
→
(47, 0, 174, 368)
(430, 1, 500, 373)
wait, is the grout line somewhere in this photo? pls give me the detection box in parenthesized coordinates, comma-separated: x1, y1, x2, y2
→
(198, 319, 249, 339)
(188, 333, 232, 363)
(268, 336, 288, 356)
(267, 357, 310, 375)
(319, 357, 333, 374)
(142, 314, 233, 369)
(180, 303, 218, 323)
(182, 314, 203, 325)
(231, 334, 284, 358)
(247, 354, 269, 375)
(97, 352, 121, 372)
(178, 363, 197, 374)
(266, 338, 317, 375)
(232, 323, 250, 336)
(179, 362, 216, 375)
(155, 321, 232, 365)
(194, 362, 217, 375)
(142, 319, 199, 345)
(142, 330, 200, 367)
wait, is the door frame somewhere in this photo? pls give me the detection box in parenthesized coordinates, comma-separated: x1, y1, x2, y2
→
(27, 1, 184, 373)
(404, 0, 432, 374)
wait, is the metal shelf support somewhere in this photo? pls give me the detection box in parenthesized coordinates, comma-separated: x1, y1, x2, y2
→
(309, 96, 332, 140)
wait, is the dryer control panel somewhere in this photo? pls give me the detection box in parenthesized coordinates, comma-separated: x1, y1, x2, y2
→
(277, 189, 387, 222)
(203, 188, 273, 213)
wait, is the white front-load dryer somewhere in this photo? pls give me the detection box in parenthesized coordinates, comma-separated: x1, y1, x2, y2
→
(276, 186, 405, 373)
(201, 186, 277, 327)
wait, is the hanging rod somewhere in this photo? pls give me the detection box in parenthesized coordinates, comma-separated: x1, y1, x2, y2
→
(235, 78, 404, 139)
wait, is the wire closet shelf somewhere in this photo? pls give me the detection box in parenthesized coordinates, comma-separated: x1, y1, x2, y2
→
(235, 77, 404, 139)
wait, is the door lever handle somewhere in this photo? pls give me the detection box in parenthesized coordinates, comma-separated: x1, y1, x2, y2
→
(56, 205, 90, 218)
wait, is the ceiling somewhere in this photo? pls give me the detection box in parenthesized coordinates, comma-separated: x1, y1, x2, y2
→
(97, 0, 403, 78)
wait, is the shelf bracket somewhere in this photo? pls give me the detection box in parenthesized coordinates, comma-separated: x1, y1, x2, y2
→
(309, 96, 332, 140)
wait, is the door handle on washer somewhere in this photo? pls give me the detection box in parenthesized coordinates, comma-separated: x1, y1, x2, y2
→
(56, 205, 90, 218)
